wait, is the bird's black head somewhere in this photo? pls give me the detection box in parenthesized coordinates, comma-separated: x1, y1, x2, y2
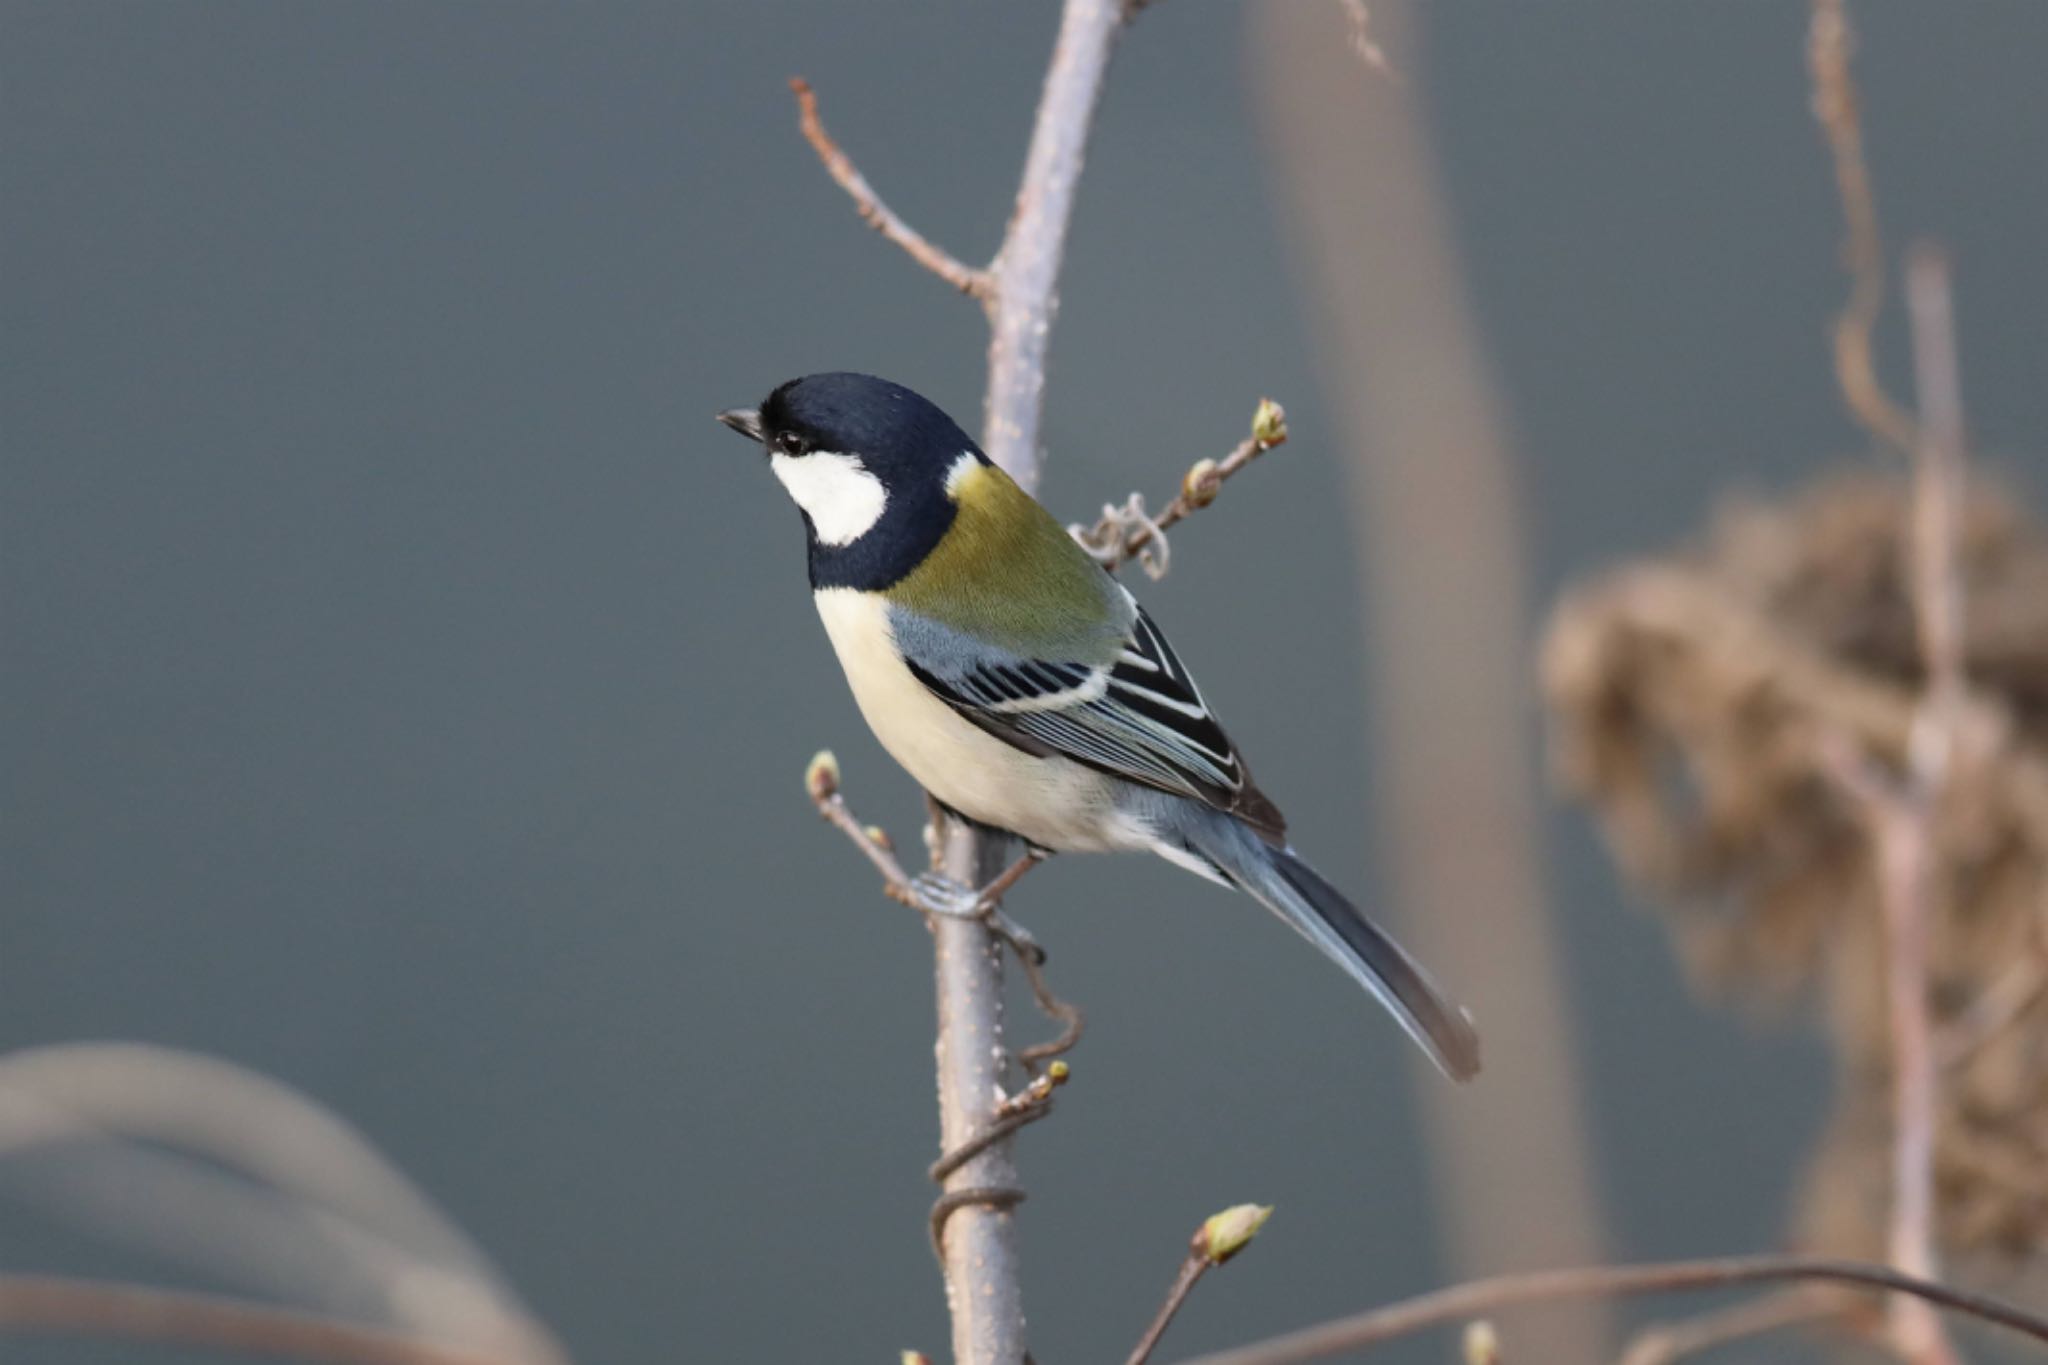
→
(717, 373, 990, 590)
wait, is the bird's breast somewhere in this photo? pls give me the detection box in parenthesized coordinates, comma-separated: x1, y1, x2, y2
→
(810, 588, 1135, 853)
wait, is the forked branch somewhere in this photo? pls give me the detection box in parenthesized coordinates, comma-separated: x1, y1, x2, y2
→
(1071, 399, 1290, 577)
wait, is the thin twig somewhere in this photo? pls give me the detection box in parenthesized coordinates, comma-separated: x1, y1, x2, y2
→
(0, 1275, 507, 1365)
(1168, 1255, 2048, 1365)
(1814, 739, 1957, 1365)
(1866, 239, 1970, 1365)
(1615, 1286, 1840, 1365)
(813, 790, 917, 901)
(1130, 1208, 1271, 1365)
(1127, 1250, 1209, 1365)
(1808, 242, 1975, 1365)
(809, 764, 1083, 1067)
(1071, 400, 1289, 577)
(1808, 0, 1918, 455)
(1015, 945, 1086, 1071)
(788, 78, 990, 303)
(1904, 244, 1967, 771)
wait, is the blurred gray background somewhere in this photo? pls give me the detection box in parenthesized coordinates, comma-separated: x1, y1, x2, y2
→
(5, 3, 2045, 1361)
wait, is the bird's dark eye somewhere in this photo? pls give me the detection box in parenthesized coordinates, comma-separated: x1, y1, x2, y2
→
(773, 430, 809, 457)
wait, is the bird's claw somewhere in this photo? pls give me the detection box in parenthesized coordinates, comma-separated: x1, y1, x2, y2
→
(909, 870, 983, 918)
(907, 872, 1046, 965)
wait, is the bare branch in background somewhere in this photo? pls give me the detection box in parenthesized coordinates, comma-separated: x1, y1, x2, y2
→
(1616, 1289, 1837, 1365)
(1168, 1255, 2048, 1365)
(1807, 0, 1918, 455)
(788, 78, 991, 303)
(1812, 243, 1972, 1365)
(1071, 399, 1289, 577)
(1904, 245, 1967, 760)
(1252, 7, 1612, 1360)
(0, 1044, 563, 1365)
(0, 1276, 510, 1365)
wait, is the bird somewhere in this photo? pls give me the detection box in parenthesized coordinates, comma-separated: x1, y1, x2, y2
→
(717, 372, 1480, 1080)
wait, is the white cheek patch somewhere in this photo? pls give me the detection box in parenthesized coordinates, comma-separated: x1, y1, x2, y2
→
(770, 450, 888, 546)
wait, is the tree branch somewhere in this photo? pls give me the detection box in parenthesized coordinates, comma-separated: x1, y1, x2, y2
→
(1615, 1288, 1838, 1365)
(979, 0, 1127, 492)
(1070, 399, 1289, 577)
(1167, 1255, 2048, 1365)
(1810, 245, 1971, 1365)
(931, 5, 1127, 1362)
(0, 1275, 508, 1365)
(1128, 1254, 1210, 1365)
(1127, 1206, 1272, 1365)
(1807, 0, 1918, 455)
(788, 78, 991, 303)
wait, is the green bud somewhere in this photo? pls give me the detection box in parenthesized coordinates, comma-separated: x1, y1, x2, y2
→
(1197, 1203, 1272, 1265)
(1250, 398, 1288, 448)
(1181, 458, 1222, 508)
(1463, 1321, 1501, 1365)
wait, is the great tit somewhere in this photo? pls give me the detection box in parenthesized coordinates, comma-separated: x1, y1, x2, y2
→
(718, 372, 1480, 1080)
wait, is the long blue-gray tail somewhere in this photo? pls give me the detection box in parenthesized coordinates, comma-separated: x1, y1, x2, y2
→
(1180, 814, 1482, 1081)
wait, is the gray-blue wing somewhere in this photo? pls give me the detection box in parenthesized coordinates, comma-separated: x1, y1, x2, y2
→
(890, 602, 1287, 841)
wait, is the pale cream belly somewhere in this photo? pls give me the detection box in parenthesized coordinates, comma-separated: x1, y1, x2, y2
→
(811, 588, 1140, 853)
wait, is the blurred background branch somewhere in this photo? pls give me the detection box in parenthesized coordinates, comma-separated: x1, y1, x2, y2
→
(1170, 1253, 2048, 1365)
(1252, 6, 1613, 1360)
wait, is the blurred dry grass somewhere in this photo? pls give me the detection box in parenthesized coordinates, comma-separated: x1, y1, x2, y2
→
(1543, 472, 2048, 1259)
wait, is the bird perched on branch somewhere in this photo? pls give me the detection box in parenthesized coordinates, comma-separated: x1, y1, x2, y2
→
(718, 372, 1480, 1080)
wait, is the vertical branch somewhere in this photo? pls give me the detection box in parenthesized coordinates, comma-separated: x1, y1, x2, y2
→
(1881, 244, 1967, 1365)
(980, 0, 1126, 489)
(1905, 246, 1966, 754)
(1806, 7, 1964, 1360)
(934, 4, 1126, 1362)
(792, 7, 1130, 1350)
(929, 826, 1029, 1365)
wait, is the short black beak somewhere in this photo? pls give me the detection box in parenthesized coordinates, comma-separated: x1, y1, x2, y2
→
(717, 407, 765, 443)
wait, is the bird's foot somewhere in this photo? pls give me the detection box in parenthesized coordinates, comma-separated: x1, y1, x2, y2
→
(908, 865, 1047, 965)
